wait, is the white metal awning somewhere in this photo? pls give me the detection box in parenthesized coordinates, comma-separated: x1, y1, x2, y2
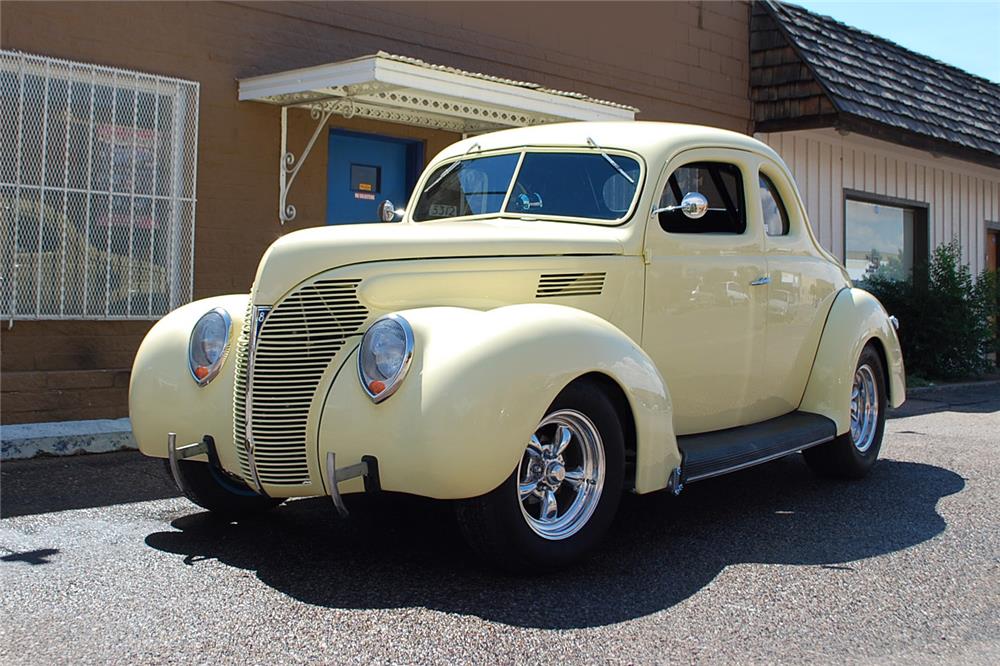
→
(238, 51, 637, 133)
(237, 52, 638, 224)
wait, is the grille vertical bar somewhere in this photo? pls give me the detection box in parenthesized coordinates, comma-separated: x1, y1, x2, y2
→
(233, 279, 368, 486)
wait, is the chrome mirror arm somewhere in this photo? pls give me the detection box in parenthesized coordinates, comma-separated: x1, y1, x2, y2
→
(650, 192, 720, 220)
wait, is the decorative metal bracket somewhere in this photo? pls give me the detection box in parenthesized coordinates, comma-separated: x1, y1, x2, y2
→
(278, 100, 356, 224)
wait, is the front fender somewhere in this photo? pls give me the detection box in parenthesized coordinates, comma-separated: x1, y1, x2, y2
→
(800, 288, 906, 435)
(318, 303, 678, 500)
(128, 294, 248, 475)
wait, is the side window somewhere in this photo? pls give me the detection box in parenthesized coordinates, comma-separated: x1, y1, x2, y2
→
(759, 173, 790, 236)
(658, 162, 745, 234)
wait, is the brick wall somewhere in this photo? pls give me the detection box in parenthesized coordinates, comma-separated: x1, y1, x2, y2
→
(0, 1, 750, 423)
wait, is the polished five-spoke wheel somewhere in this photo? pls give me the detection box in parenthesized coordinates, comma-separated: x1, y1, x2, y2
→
(850, 363, 879, 453)
(455, 379, 625, 571)
(518, 410, 605, 540)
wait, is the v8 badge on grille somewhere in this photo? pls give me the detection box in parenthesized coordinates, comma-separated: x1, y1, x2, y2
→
(252, 305, 271, 344)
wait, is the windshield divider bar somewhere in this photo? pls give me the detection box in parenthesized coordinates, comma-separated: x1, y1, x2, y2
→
(498, 151, 527, 215)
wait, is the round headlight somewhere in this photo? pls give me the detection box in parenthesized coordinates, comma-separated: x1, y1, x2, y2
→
(358, 315, 414, 403)
(188, 308, 232, 386)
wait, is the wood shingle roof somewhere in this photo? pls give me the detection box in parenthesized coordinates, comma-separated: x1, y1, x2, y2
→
(752, 0, 1000, 168)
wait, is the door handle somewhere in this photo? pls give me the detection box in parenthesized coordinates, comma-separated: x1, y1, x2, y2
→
(750, 276, 770, 286)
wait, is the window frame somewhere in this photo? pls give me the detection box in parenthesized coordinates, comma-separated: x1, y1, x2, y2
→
(842, 189, 930, 281)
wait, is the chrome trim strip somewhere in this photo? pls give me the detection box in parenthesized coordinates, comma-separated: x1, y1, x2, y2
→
(683, 435, 835, 484)
(243, 305, 271, 492)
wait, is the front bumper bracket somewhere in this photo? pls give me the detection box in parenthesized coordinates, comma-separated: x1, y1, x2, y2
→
(167, 432, 209, 498)
(325, 452, 381, 518)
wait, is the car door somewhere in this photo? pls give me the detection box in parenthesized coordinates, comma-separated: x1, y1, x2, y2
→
(642, 149, 768, 436)
(756, 160, 842, 417)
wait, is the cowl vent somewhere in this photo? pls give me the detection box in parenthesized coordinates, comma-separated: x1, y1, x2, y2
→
(535, 272, 606, 298)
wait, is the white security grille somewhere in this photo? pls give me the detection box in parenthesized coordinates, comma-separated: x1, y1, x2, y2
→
(0, 50, 199, 320)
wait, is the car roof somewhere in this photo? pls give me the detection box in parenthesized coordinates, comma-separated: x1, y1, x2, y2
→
(435, 121, 781, 163)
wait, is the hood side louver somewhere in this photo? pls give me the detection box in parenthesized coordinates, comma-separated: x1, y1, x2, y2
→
(535, 272, 606, 298)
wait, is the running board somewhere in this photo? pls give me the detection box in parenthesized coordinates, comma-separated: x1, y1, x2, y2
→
(678, 411, 836, 483)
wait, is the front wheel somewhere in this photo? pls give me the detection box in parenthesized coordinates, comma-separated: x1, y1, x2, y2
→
(164, 459, 284, 519)
(456, 380, 625, 572)
(804, 342, 887, 479)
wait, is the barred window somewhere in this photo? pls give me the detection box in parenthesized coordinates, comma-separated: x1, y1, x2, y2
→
(0, 50, 199, 320)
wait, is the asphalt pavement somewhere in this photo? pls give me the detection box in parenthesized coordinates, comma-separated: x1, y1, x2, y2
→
(1, 383, 998, 664)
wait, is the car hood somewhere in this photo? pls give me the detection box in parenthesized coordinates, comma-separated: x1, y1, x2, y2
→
(252, 218, 627, 304)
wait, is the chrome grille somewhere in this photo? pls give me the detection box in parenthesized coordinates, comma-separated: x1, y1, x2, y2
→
(234, 279, 368, 486)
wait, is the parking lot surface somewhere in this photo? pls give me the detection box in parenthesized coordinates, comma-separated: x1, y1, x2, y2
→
(2, 383, 998, 664)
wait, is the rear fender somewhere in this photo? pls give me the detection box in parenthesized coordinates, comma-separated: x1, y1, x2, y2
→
(800, 288, 906, 435)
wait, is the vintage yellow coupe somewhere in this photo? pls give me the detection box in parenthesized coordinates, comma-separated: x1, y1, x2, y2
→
(130, 122, 905, 569)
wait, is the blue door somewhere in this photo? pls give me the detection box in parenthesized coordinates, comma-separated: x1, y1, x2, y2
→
(326, 130, 423, 225)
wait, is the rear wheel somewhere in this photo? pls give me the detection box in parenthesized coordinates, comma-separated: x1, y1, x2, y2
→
(456, 380, 625, 572)
(804, 343, 887, 478)
(164, 459, 284, 519)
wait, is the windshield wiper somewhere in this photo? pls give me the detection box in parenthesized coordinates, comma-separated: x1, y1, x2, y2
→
(422, 142, 481, 194)
(587, 137, 635, 184)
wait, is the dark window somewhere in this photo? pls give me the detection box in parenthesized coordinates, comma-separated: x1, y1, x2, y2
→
(658, 162, 745, 234)
(759, 173, 790, 236)
(504, 153, 641, 220)
(350, 164, 380, 194)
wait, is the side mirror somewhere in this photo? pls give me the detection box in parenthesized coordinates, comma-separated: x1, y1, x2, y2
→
(652, 192, 709, 220)
(378, 199, 405, 223)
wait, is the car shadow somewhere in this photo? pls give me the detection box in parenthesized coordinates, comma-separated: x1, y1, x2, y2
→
(890, 382, 1000, 419)
(144, 455, 963, 629)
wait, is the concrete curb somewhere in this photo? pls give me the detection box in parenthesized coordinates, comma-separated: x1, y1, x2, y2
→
(1, 418, 137, 460)
(906, 378, 1000, 396)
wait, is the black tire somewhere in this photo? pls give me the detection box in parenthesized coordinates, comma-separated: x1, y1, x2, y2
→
(803, 343, 887, 479)
(164, 459, 284, 519)
(455, 379, 625, 572)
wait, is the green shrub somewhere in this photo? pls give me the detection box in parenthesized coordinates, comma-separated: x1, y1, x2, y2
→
(861, 240, 997, 380)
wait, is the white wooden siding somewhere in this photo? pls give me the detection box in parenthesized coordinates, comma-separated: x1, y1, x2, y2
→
(755, 128, 1000, 275)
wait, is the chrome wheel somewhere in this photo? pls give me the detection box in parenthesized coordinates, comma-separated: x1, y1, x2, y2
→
(518, 409, 605, 541)
(850, 363, 879, 453)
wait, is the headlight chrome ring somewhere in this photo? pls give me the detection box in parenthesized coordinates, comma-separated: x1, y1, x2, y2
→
(188, 307, 233, 386)
(358, 314, 414, 403)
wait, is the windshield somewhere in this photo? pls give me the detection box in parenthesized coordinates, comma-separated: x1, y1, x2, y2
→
(412, 153, 520, 221)
(411, 151, 642, 223)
